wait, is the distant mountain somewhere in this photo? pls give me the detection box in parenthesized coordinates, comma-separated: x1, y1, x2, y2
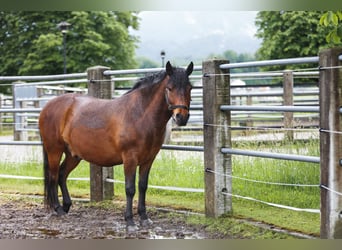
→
(132, 11, 261, 66)
(135, 32, 260, 65)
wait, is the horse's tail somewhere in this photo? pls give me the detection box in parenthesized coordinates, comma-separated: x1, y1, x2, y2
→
(43, 145, 54, 210)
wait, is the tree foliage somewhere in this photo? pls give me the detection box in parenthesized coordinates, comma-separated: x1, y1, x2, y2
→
(319, 11, 342, 44)
(136, 56, 159, 69)
(222, 50, 255, 64)
(255, 11, 329, 64)
(0, 11, 139, 76)
(207, 49, 257, 74)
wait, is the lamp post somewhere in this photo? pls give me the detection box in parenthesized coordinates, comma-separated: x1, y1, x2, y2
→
(160, 50, 166, 68)
(57, 21, 71, 74)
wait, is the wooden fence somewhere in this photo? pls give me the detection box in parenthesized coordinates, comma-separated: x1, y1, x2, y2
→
(201, 48, 342, 239)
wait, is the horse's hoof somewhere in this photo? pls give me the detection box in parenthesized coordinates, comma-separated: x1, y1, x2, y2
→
(140, 218, 153, 227)
(126, 218, 139, 232)
(63, 204, 71, 213)
(126, 224, 139, 232)
(55, 206, 67, 216)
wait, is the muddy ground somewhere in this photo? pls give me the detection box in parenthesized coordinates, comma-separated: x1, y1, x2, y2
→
(0, 143, 310, 240)
(0, 194, 313, 239)
(0, 195, 231, 239)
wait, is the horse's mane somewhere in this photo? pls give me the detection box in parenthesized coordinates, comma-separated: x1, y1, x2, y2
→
(125, 70, 167, 95)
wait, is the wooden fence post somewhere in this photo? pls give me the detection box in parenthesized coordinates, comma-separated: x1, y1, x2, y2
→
(319, 48, 342, 239)
(203, 59, 232, 217)
(12, 81, 28, 141)
(87, 66, 114, 202)
(283, 70, 294, 141)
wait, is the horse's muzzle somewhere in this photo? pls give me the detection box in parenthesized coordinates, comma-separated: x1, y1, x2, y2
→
(173, 112, 190, 126)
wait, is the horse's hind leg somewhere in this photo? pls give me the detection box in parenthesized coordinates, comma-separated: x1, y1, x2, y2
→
(43, 146, 65, 215)
(58, 150, 81, 213)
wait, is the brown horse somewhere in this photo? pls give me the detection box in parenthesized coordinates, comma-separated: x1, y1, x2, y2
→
(39, 61, 193, 230)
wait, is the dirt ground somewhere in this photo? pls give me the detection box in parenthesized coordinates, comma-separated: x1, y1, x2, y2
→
(0, 195, 230, 239)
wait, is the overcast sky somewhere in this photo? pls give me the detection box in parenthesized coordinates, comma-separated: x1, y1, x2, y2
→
(130, 11, 262, 62)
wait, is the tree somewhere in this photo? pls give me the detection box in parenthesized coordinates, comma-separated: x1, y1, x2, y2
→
(319, 11, 342, 44)
(0, 11, 139, 76)
(136, 56, 159, 69)
(207, 49, 257, 73)
(222, 50, 256, 64)
(255, 11, 328, 66)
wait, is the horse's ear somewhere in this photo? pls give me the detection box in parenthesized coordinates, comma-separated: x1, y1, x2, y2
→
(186, 62, 194, 76)
(166, 61, 173, 76)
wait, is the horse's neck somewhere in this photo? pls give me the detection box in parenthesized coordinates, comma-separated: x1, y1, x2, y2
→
(137, 81, 171, 127)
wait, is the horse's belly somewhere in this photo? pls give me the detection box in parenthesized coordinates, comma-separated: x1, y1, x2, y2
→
(85, 154, 123, 167)
(68, 131, 123, 167)
(78, 148, 123, 167)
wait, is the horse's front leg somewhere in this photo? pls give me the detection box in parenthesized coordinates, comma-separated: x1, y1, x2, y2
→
(124, 163, 138, 231)
(138, 164, 153, 227)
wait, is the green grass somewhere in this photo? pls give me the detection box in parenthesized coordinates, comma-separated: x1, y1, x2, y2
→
(185, 214, 299, 239)
(0, 139, 321, 237)
(0, 128, 13, 136)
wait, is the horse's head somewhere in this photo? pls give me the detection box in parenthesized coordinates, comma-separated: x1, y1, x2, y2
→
(165, 61, 194, 126)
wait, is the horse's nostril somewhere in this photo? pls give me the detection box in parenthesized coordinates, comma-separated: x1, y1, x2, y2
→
(173, 113, 189, 126)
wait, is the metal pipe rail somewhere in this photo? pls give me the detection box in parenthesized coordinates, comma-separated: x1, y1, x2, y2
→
(220, 55, 342, 70)
(0, 108, 42, 113)
(17, 79, 87, 87)
(221, 148, 320, 164)
(0, 141, 204, 152)
(230, 90, 319, 97)
(231, 71, 319, 79)
(221, 105, 319, 113)
(0, 141, 42, 146)
(103, 66, 202, 76)
(221, 57, 319, 69)
(75, 102, 202, 111)
(161, 144, 204, 152)
(0, 73, 86, 82)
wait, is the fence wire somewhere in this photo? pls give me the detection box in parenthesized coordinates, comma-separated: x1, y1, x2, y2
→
(205, 168, 319, 187)
(221, 191, 320, 214)
(320, 185, 342, 197)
